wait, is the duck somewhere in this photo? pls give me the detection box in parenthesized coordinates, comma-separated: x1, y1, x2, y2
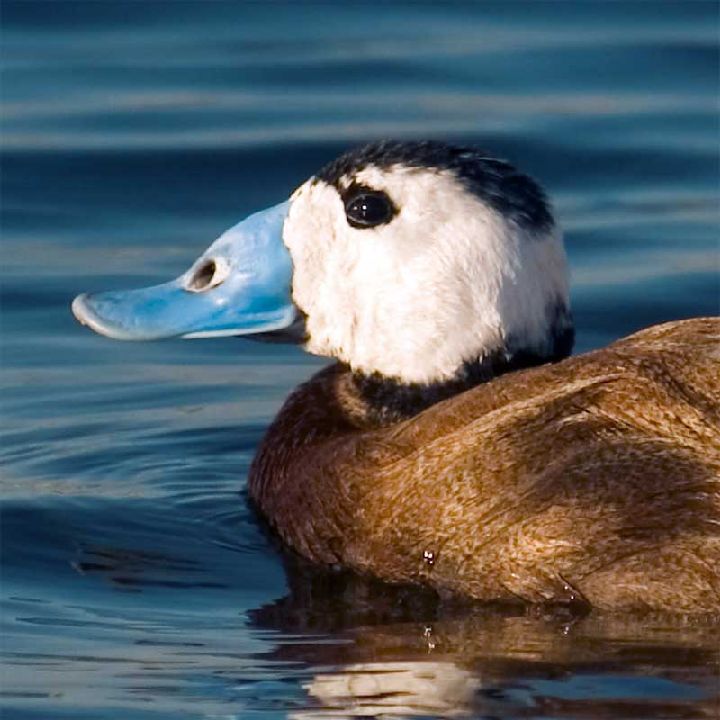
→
(72, 139, 720, 614)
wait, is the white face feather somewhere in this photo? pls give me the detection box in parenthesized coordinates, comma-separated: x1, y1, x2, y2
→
(283, 164, 569, 384)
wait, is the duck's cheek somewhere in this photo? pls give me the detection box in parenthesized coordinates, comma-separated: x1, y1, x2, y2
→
(295, 242, 438, 376)
(290, 241, 366, 360)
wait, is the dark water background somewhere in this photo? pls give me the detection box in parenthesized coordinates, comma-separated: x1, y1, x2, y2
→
(2, 2, 719, 718)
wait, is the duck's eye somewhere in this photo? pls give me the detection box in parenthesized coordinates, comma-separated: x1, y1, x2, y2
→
(345, 191, 395, 229)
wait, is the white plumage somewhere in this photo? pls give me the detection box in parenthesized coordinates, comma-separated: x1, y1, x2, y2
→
(286, 164, 569, 383)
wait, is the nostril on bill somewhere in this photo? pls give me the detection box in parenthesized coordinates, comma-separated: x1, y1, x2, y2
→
(186, 258, 227, 292)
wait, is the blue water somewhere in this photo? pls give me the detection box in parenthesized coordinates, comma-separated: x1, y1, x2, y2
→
(2, 2, 719, 718)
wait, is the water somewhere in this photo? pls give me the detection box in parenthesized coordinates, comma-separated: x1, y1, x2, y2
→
(2, 1, 719, 718)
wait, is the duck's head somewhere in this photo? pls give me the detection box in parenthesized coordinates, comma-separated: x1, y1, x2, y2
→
(73, 140, 573, 385)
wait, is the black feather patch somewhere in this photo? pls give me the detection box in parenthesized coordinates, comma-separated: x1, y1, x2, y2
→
(316, 139, 555, 234)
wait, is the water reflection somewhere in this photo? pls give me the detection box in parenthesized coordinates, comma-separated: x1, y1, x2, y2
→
(10, 534, 716, 718)
(296, 661, 481, 719)
(248, 560, 720, 719)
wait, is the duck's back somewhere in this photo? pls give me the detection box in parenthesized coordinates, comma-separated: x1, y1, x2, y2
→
(250, 318, 720, 613)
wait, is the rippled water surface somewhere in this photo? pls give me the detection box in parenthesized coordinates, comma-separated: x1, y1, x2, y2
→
(2, 2, 719, 718)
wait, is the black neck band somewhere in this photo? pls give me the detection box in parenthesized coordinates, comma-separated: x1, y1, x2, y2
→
(352, 334, 574, 425)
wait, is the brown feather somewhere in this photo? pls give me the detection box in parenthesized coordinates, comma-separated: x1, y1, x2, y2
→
(249, 318, 720, 613)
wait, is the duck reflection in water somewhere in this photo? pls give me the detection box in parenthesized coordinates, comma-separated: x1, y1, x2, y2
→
(249, 557, 720, 719)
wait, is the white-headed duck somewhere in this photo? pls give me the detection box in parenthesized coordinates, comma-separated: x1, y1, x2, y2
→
(73, 140, 720, 613)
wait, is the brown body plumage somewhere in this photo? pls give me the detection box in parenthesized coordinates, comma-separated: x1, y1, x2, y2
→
(250, 318, 720, 613)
